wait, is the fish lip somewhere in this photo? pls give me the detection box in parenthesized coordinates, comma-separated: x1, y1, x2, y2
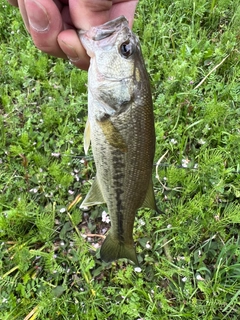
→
(78, 15, 129, 41)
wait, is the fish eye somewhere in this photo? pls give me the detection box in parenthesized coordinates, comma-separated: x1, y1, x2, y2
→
(119, 40, 134, 58)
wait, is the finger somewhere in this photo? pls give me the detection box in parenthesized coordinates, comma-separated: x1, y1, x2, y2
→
(6, 0, 18, 6)
(111, 0, 138, 28)
(69, 0, 112, 30)
(58, 29, 90, 70)
(16, 0, 30, 32)
(24, 0, 66, 58)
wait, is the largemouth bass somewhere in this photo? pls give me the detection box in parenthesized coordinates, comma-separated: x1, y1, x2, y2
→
(79, 16, 157, 265)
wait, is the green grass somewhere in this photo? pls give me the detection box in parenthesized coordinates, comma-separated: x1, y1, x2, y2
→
(0, 0, 240, 319)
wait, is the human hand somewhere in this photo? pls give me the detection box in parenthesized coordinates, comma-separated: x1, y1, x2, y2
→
(6, 0, 139, 70)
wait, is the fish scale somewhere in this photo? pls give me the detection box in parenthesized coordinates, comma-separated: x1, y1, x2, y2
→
(79, 16, 158, 265)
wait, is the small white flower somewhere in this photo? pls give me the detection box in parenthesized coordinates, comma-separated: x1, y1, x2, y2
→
(196, 274, 205, 281)
(139, 219, 145, 226)
(182, 158, 190, 168)
(68, 190, 74, 195)
(177, 256, 185, 261)
(102, 211, 110, 223)
(29, 188, 38, 193)
(146, 242, 151, 249)
(182, 277, 187, 282)
(198, 138, 206, 145)
(59, 208, 66, 213)
(92, 243, 100, 249)
(134, 267, 142, 273)
(170, 138, 177, 145)
(51, 152, 61, 157)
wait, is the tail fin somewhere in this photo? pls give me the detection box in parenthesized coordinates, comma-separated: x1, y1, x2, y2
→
(100, 232, 139, 265)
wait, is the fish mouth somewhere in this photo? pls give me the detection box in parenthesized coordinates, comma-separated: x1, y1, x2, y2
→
(79, 16, 129, 41)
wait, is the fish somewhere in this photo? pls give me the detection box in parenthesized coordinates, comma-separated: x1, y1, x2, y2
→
(79, 16, 157, 265)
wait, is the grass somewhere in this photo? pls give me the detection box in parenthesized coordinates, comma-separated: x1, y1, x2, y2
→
(0, 0, 240, 319)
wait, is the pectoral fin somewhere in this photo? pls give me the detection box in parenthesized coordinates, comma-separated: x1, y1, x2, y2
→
(84, 118, 91, 155)
(97, 118, 127, 152)
(142, 179, 160, 213)
(80, 177, 105, 208)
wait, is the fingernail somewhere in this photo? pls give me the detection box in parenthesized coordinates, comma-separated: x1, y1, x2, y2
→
(68, 56, 80, 63)
(61, 40, 80, 62)
(25, 0, 49, 32)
